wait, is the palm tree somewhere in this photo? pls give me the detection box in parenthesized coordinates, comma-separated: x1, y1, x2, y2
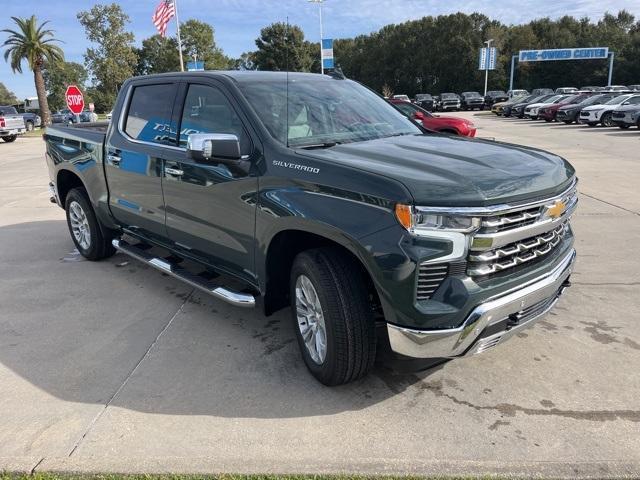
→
(2, 16, 64, 126)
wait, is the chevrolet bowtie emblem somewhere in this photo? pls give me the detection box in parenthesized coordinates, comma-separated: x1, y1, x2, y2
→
(546, 200, 566, 219)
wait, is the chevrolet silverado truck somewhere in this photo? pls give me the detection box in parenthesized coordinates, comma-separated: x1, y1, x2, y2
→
(44, 71, 577, 386)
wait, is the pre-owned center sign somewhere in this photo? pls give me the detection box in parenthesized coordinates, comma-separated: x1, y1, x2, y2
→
(519, 47, 609, 62)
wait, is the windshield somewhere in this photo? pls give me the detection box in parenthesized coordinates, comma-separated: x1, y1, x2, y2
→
(237, 78, 420, 147)
(393, 101, 433, 119)
(463, 92, 481, 97)
(605, 95, 631, 105)
(415, 94, 432, 100)
(441, 93, 458, 99)
(579, 95, 608, 105)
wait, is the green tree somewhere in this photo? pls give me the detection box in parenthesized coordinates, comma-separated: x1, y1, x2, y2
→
(180, 19, 231, 70)
(1, 15, 64, 125)
(43, 61, 88, 111)
(233, 51, 256, 70)
(252, 22, 314, 72)
(0, 82, 18, 105)
(135, 34, 180, 75)
(77, 3, 137, 110)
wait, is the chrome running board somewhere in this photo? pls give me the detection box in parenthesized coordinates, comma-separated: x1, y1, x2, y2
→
(112, 239, 256, 308)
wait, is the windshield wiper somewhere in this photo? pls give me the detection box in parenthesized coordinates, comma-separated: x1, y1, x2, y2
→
(296, 141, 339, 150)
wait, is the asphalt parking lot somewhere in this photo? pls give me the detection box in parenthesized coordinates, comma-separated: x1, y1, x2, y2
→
(1, 115, 639, 478)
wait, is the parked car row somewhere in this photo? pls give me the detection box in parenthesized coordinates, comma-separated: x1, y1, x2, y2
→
(393, 85, 640, 114)
(51, 109, 99, 125)
(490, 88, 640, 129)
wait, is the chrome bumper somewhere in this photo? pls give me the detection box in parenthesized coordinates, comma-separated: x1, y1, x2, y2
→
(387, 249, 576, 359)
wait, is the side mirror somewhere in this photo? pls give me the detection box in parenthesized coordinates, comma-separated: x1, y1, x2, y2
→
(187, 133, 241, 162)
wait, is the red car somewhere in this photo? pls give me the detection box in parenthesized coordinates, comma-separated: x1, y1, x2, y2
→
(389, 99, 476, 137)
(539, 94, 591, 122)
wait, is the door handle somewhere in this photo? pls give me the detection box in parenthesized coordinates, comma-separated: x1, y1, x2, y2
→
(107, 154, 121, 166)
(165, 167, 184, 176)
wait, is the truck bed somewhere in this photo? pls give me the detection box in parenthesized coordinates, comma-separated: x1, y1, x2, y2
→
(46, 122, 110, 144)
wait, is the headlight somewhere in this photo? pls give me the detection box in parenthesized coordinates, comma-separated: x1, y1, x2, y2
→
(395, 205, 480, 234)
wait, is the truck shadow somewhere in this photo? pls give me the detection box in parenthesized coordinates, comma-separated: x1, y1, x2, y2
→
(0, 220, 443, 419)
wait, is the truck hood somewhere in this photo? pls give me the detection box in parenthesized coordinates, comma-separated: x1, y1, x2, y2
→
(297, 134, 574, 206)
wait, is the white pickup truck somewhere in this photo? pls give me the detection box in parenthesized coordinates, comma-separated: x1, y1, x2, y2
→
(0, 106, 27, 143)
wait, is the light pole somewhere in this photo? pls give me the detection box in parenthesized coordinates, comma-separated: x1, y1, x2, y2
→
(308, 0, 324, 75)
(483, 39, 494, 96)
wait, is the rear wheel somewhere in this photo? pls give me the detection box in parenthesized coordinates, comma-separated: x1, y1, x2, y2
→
(1, 135, 17, 143)
(290, 248, 376, 386)
(65, 188, 116, 261)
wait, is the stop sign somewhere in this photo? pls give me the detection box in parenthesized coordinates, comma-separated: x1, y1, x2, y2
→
(65, 85, 84, 115)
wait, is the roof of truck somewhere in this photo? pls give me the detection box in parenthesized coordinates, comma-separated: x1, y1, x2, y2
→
(131, 70, 340, 84)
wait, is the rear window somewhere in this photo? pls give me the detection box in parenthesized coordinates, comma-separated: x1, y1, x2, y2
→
(124, 83, 177, 145)
(0, 106, 18, 115)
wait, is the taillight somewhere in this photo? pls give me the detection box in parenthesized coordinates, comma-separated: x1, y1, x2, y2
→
(0, 117, 5, 128)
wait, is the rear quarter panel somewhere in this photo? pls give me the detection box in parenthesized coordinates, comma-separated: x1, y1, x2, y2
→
(44, 125, 117, 229)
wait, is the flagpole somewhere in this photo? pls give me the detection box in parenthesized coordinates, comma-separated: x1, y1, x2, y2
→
(174, 0, 184, 71)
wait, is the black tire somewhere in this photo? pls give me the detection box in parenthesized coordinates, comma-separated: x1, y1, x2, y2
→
(64, 187, 116, 261)
(26, 121, 34, 132)
(618, 124, 630, 129)
(2, 135, 17, 143)
(601, 112, 613, 127)
(587, 122, 598, 127)
(563, 120, 573, 124)
(290, 248, 376, 386)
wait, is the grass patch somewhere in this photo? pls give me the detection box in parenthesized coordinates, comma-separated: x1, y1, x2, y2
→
(22, 128, 44, 138)
(0, 474, 501, 480)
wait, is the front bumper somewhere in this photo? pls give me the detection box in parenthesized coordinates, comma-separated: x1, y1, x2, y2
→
(579, 110, 603, 123)
(387, 248, 575, 359)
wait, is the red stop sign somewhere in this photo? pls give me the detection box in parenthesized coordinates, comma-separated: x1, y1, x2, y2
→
(65, 85, 84, 115)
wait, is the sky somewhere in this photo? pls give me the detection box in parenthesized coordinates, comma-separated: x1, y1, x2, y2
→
(1, 0, 639, 99)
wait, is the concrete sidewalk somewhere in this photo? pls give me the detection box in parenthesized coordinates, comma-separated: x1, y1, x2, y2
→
(0, 120, 639, 478)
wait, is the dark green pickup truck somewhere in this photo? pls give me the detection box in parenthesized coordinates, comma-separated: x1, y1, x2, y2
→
(45, 71, 577, 385)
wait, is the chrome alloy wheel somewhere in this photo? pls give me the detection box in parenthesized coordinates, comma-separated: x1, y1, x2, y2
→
(295, 274, 327, 364)
(69, 201, 91, 250)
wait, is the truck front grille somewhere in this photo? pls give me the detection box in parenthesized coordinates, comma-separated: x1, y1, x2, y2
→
(466, 182, 577, 279)
(467, 222, 570, 277)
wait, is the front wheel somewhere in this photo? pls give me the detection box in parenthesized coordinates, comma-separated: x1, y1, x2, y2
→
(26, 121, 34, 132)
(65, 188, 116, 261)
(290, 248, 376, 386)
(601, 113, 613, 127)
(618, 124, 630, 129)
(1, 135, 17, 143)
(564, 120, 573, 124)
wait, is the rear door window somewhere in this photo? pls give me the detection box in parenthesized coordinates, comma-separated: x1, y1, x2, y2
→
(124, 83, 177, 145)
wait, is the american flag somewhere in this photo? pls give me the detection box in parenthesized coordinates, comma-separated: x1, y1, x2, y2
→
(152, 0, 175, 37)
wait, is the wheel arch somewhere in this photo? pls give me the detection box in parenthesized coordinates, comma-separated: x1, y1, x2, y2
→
(56, 169, 86, 207)
(262, 228, 383, 320)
